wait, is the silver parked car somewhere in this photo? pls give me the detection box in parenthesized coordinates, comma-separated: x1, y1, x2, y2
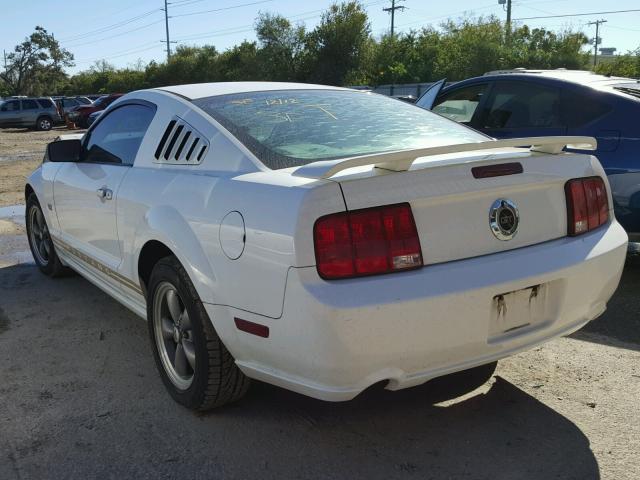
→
(0, 97, 62, 131)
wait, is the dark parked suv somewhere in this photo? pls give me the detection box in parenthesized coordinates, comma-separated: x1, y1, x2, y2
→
(0, 97, 62, 130)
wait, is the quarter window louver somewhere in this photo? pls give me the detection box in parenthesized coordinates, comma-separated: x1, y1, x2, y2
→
(174, 131, 191, 160)
(185, 138, 200, 161)
(154, 120, 176, 159)
(164, 125, 184, 160)
(153, 117, 209, 164)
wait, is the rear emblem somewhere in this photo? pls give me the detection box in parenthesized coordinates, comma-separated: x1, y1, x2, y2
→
(489, 199, 519, 241)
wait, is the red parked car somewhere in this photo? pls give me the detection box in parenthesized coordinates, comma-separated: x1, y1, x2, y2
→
(67, 93, 123, 128)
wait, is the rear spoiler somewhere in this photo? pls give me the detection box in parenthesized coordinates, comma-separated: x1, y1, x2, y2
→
(292, 136, 597, 180)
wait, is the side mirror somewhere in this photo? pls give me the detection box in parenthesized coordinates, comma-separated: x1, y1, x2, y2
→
(46, 139, 82, 163)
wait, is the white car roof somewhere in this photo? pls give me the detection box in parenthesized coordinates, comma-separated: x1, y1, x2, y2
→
(156, 82, 346, 100)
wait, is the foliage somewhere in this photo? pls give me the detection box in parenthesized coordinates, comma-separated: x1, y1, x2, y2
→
(595, 49, 640, 78)
(1, 2, 598, 97)
(255, 13, 306, 81)
(0, 26, 74, 96)
(302, 1, 371, 85)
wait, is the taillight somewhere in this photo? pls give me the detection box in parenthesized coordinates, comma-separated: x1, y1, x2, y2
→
(314, 203, 423, 279)
(565, 177, 609, 236)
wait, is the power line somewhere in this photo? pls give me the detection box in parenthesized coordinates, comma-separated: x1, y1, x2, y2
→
(514, 9, 640, 21)
(58, 9, 161, 42)
(173, 0, 387, 42)
(75, 43, 161, 65)
(64, 20, 165, 48)
(171, 0, 275, 18)
(389, 3, 497, 31)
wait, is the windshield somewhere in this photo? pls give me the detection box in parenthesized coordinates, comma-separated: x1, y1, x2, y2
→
(193, 89, 487, 169)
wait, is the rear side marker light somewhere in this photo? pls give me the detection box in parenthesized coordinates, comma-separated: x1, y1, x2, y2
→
(314, 203, 423, 280)
(234, 318, 269, 338)
(565, 176, 609, 236)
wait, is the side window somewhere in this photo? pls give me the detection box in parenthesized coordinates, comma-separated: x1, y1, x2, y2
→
(562, 89, 612, 128)
(432, 84, 488, 124)
(21, 99, 39, 110)
(482, 81, 561, 129)
(1, 100, 21, 112)
(37, 99, 54, 109)
(82, 104, 155, 166)
(64, 99, 80, 107)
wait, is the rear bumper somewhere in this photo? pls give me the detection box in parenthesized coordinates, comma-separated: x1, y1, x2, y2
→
(206, 221, 628, 401)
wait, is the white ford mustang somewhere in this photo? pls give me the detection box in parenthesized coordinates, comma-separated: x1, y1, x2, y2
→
(25, 82, 628, 410)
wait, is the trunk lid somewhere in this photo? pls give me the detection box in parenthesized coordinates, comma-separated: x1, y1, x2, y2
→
(331, 149, 596, 265)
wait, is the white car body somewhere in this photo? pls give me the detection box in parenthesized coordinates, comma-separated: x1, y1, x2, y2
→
(27, 82, 628, 402)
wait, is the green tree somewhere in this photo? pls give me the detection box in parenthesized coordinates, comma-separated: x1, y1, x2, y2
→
(302, 1, 371, 85)
(595, 49, 640, 77)
(0, 26, 74, 95)
(255, 13, 305, 81)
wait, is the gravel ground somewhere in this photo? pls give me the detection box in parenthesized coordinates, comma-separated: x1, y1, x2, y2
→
(0, 128, 639, 479)
(0, 127, 84, 207)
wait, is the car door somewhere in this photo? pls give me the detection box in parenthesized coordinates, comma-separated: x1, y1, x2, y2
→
(415, 78, 446, 110)
(53, 102, 156, 274)
(0, 100, 21, 127)
(473, 80, 567, 139)
(20, 99, 40, 126)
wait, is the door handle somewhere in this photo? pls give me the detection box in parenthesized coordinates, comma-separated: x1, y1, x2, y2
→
(96, 187, 113, 200)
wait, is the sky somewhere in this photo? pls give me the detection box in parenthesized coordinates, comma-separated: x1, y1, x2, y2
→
(1, 0, 639, 75)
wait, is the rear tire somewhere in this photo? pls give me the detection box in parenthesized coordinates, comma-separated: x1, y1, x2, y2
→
(147, 255, 249, 411)
(25, 193, 68, 277)
(36, 116, 53, 131)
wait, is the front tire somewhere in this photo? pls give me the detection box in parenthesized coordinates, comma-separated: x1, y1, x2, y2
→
(25, 193, 67, 276)
(147, 256, 249, 411)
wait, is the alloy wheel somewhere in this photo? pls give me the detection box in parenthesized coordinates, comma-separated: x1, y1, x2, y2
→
(29, 206, 52, 266)
(153, 282, 196, 390)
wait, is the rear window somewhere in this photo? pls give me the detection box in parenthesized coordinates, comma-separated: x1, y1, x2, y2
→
(562, 90, 612, 128)
(193, 89, 486, 169)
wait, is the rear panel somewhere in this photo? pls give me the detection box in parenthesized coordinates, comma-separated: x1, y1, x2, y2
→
(335, 150, 607, 265)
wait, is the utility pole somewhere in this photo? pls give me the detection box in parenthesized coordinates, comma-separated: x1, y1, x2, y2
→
(163, 0, 171, 61)
(498, 0, 513, 39)
(588, 19, 607, 68)
(3, 50, 6, 71)
(383, 0, 405, 38)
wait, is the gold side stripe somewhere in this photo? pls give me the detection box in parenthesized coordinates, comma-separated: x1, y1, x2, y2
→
(52, 237, 143, 295)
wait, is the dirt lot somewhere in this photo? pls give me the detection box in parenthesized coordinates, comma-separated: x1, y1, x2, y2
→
(0, 127, 83, 207)
(1, 128, 639, 479)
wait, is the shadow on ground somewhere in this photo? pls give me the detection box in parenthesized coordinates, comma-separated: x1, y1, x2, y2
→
(0, 264, 600, 479)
